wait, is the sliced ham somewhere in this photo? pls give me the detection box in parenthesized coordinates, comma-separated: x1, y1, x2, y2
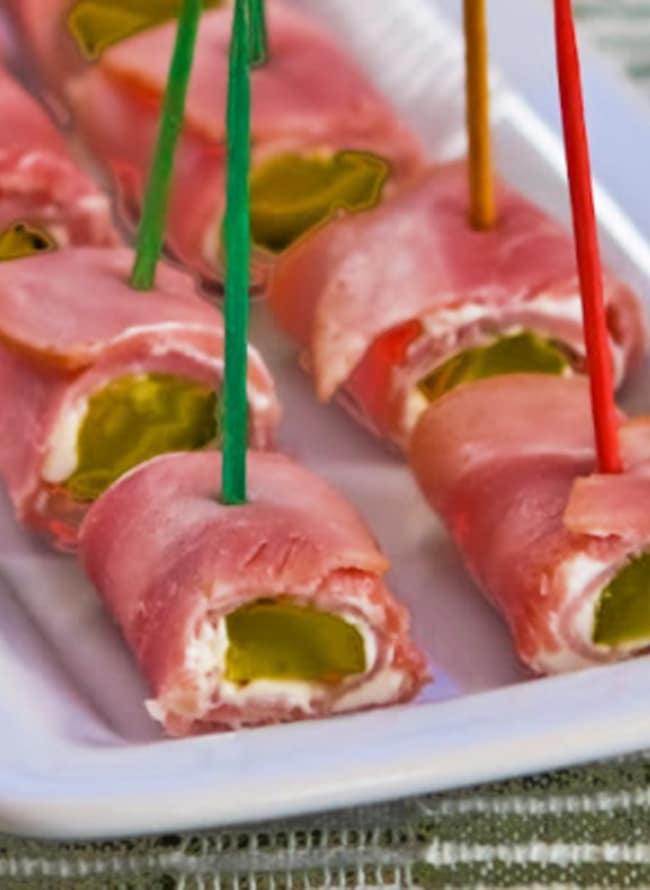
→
(269, 162, 646, 447)
(61, 1, 425, 286)
(409, 373, 650, 674)
(0, 248, 279, 550)
(0, 246, 222, 367)
(0, 66, 118, 248)
(6, 1, 229, 88)
(5, 1, 78, 88)
(79, 450, 429, 735)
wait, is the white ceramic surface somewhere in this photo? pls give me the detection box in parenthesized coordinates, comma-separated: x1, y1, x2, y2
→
(2, 0, 650, 839)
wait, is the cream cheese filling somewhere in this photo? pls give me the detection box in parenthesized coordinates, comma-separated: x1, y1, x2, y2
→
(535, 554, 612, 674)
(331, 667, 405, 713)
(418, 294, 585, 339)
(41, 371, 219, 500)
(184, 607, 386, 715)
(402, 321, 573, 437)
(401, 290, 625, 438)
(41, 399, 88, 484)
(45, 224, 69, 248)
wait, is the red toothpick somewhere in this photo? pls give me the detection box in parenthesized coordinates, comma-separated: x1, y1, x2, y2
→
(554, 0, 621, 474)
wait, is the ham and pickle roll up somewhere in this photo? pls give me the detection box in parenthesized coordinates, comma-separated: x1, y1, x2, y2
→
(269, 162, 646, 448)
(0, 66, 118, 253)
(409, 374, 650, 674)
(6, 0, 227, 87)
(0, 248, 278, 549)
(79, 450, 429, 735)
(49, 0, 425, 287)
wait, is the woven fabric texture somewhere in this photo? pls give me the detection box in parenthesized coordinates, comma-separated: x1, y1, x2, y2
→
(4, 753, 650, 887)
(3, 1, 650, 888)
(575, 0, 650, 88)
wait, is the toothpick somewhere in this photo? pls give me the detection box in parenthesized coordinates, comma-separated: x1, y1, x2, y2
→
(248, 0, 268, 66)
(130, 0, 201, 290)
(554, 0, 622, 474)
(221, 0, 251, 504)
(463, 0, 495, 230)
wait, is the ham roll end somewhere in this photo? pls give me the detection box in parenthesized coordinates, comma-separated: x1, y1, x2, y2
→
(59, 0, 425, 288)
(409, 373, 650, 674)
(0, 248, 279, 550)
(79, 450, 429, 735)
(269, 161, 646, 449)
(0, 66, 118, 252)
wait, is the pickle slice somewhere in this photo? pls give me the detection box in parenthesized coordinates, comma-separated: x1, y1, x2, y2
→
(593, 552, 650, 647)
(249, 150, 389, 253)
(66, 373, 218, 501)
(417, 331, 569, 403)
(68, 0, 224, 60)
(0, 223, 56, 261)
(225, 600, 366, 685)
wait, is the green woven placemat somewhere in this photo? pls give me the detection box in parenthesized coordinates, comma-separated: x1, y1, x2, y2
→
(3, 752, 650, 888)
(3, 2, 650, 888)
(575, 0, 650, 85)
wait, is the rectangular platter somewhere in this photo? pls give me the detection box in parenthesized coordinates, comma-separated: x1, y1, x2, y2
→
(3, 0, 650, 839)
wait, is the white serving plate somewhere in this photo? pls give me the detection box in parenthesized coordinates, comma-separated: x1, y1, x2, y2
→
(3, 0, 650, 840)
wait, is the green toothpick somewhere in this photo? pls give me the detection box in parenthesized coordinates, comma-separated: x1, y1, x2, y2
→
(130, 0, 201, 290)
(221, 0, 251, 505)
(248, 0, 268, 66)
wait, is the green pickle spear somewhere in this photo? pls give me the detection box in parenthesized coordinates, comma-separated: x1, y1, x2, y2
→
(0, 223, 56, 261)
(65, 373, 219, 501)
(417, 331, 570, 403)
(225, 600, 366, 684)
(68, 0, 224, 60)
(249, 150, 389, 253)
(593, 552, 650, 647)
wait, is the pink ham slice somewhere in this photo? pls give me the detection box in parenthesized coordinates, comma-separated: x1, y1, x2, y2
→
(0, 66, 118, 248)
(79, 450, 429, 735)
(5, 1, 78, 88)
(6, 1, 231, 87)
(0, 248, 279, 550)
(61, 1, 425, 286)
(269, 162, 646, 448)
(409, 373, 650, 674)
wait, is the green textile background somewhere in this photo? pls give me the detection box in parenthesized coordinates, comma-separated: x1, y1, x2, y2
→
(4, 753, 650, 887)
(3, 1, 650, 887)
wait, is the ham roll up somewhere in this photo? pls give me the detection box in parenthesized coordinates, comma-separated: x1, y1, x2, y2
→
(409, 374, 650, 674)
(7, 0, 226, 87)
(41, 0, 425, 288)
(269, 162, 646, 449)
(0, 66, 117, 253)
(0, 248, 278, 550)
(79, 450, 429, 735)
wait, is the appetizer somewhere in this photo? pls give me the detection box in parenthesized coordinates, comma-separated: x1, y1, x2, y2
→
(0, 65, 117, 253)
(7, 0, 226, 85)
(15, 0, 425, 287)
(409, 373, 650, 674)
(0, 247, 278, 550)
(269, 161, 646, 448)
(79, 449, 429, 735)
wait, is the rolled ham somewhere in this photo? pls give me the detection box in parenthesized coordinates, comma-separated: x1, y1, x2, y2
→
(6, 0, 228, 88)
(0, 247, 279, 550)
(0, 66, 118, 249)
(5, 0, 78, 88)
(409, 373, 650, 674)
(269, 162, 646, 448)
(57, 0, 425, 287)
(79, 449, 429, 735)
